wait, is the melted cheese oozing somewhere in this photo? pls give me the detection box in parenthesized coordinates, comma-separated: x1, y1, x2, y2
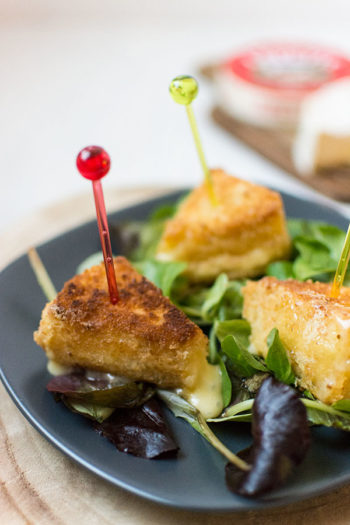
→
(181, 363, 223, 419)
(47, 359, 73, 376)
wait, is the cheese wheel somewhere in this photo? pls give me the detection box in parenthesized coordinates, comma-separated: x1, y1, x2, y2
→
(214, 43, 350, 129)
(293, 76, 350, 174)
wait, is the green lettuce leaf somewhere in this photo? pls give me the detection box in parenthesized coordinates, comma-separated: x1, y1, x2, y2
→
(217, 356, 232, 408)
(332, 399, 350, 412)
(303, 399, 350, 431)
(288, 219, 345, 251)
(208, 398, 254, 423)
(149, 203, 177, 222)
(293, 238, 337, 280)
(266, 261, 294, 280)
(61, 399, 115, 423)
(201, 274, 229, 321)
(269, 219, 348, 283)
(266, 329, 295, 385)
(209, 392, 350, 432)
(177, 276, 244, 324)
(215, 319, 251, 347)
(287, 219, 347, 282)
(217, 280, 245, 320)
(222, 335, 267, 378)
(135, 259, 187, 297)
(208, 325, 219, 364)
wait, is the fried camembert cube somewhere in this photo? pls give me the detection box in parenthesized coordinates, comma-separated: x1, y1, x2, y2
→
(34, 256, 209, 391)
(156, 170, 291, 283)
(243, 277, 350, 404)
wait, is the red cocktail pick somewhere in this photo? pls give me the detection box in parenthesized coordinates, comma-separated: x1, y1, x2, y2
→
(76, 145, 119, 304)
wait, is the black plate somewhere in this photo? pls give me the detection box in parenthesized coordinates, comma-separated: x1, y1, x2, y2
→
(1, 190, 350, 512)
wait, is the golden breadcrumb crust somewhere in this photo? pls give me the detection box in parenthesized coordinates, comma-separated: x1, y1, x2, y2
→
(34, 256, 208, 389)
(242, 277, 350, 404)
(156, 170, 291, 282)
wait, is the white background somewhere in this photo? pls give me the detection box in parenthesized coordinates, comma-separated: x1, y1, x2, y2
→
(1, 0, 350, 234)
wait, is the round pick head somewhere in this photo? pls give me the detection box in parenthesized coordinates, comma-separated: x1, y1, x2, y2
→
(169, 75, 198, 105)
(76, 145, 111, 181)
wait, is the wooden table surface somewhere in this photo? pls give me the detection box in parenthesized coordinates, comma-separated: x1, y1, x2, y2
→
(1, 187, 350, 525)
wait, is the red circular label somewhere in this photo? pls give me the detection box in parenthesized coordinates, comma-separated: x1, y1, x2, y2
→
(223, 43, 350, 92)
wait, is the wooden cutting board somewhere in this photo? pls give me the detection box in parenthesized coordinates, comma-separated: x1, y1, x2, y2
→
(1, 187, 350, 525)
(201, 65, 350, 202)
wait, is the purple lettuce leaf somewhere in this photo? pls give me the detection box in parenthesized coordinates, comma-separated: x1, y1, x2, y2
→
(226, 376, 311, 497)
(93, 398, 179, 459)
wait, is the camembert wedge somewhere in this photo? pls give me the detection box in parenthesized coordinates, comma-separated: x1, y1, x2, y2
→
(242, 277, 350, 404)
(156, 170, 291, 283)
(34, 256, 222, 418)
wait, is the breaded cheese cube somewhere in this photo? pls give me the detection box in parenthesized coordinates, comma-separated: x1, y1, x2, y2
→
(242, 277, 350, 404)
(34, 256, 209, 390)
(156, 170, 291, 283)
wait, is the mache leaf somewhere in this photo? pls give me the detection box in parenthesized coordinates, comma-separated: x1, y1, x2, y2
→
(304, 399, 350, 431)
(277, 219, 349, 282)
(215, 319, 251, 346)
(293, 237, 337, 280)
(149, 203, 177, 222)
(332, 399, 350, 412)
(175, 277, 244, 324)
(226, 377, 311, 497)
(218, 280, 245, 320)
(222, 335, 267, 378)
(266, 329, 295, 385)
(287, 218, 313, 239)
(135, 259, 187, 297)
(266, 261, 295, 280)
(209, 398, 254, 423)
(287, 219, 346, 252)
(310, 223, 346, 258)
(201, 274, 229, 321)
(208, 325, 219, 364)
(217, 356, 232, 408)
(210, 395, 350, 432)
(61, 398, 115, 423)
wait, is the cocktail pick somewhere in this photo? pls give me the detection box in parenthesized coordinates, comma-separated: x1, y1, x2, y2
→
(330, 224, 350, 298)
(28, 247, 57, 302)
(169, 75, 217, 205)
(76, 146, 119, 304)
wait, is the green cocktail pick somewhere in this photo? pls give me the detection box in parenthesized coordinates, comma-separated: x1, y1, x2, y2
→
(169, 75, 217, 205)
(330, 224, 350, 298)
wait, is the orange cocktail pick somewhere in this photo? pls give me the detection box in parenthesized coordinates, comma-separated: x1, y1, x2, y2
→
(76, 146, 119, 304)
